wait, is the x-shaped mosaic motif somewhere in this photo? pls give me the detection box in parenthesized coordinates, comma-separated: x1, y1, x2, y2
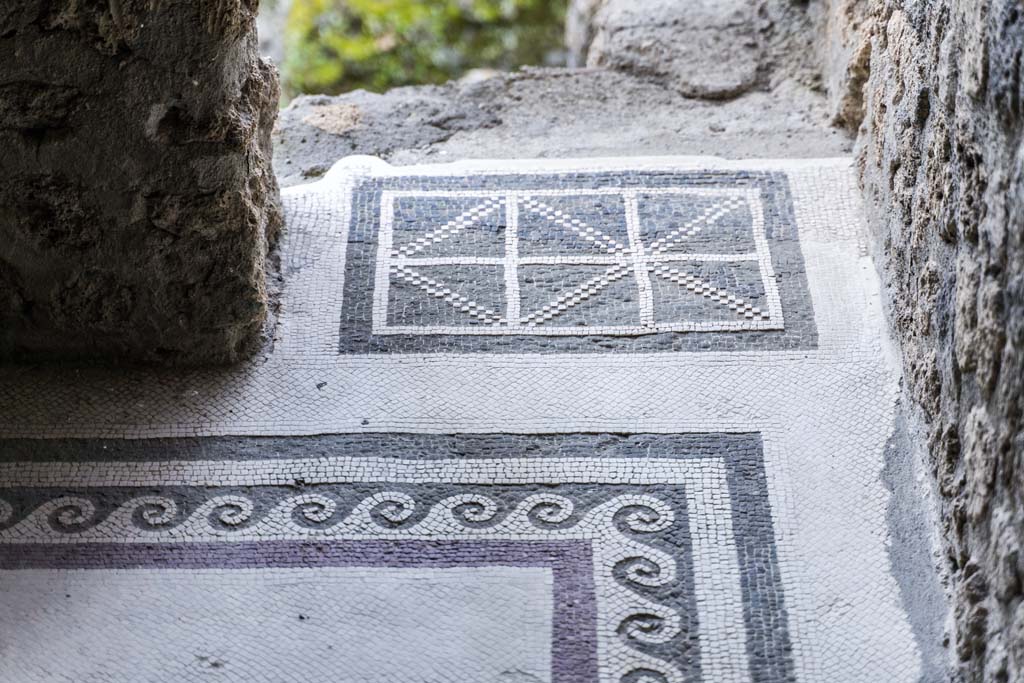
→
(373, 188, 784, 336)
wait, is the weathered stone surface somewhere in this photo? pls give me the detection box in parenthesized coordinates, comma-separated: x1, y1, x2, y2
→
(0, 1, 281, 364)
(273, 67, 852, 187)
(821, 0, 872, 128)
(567, 0, 827, 100)
(274, 86, 501, 186)
(856, 1, 1024, 680)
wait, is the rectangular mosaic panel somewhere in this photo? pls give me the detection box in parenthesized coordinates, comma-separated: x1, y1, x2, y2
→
(342, 171, 817, 352)
(0, 433, 793, 683)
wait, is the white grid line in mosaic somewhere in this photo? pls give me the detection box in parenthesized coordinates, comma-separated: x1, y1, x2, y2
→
(688, 461, 753, 683)
(373, 187, 783, 335)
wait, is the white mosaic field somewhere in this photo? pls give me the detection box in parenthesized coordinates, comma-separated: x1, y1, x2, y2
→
(0, 157, 925, 683)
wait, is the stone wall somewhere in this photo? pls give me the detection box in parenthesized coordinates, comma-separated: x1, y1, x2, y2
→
(821, 0, 872, 128)
(855, 1, 1024, 680)
(567, 0, 828, 101)
(0, 1, 281, 364)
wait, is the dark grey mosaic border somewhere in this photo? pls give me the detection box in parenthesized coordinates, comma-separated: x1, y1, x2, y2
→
(0, 432, 795, 682)
(0, 432, 753, 462)
(340, 171, 818, 353)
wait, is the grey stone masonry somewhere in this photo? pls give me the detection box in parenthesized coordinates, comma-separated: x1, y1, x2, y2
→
(855, 1, 1024, 680)
(0, 1, 281, 364)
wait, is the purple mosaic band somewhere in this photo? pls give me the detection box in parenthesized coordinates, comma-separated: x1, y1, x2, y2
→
(2, 538, 598, 683)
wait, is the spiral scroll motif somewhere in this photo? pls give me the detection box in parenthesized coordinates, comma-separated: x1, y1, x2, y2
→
(128, 496, 179, 528)
(0, 487, 690, 682)
(287, 494, 338, 525)
(522, 494, 575, 527)
(617, 608, 681, 645)
(616, 556, 674, 589)
(613, 496, 675, 534)
(194, 495, 255, 528)
(358, 491, 416, 527)
(47, 496, 98, 531)
(440, 494, 500, 526)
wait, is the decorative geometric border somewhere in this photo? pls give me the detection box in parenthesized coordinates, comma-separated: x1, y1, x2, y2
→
(0, 433, 793, 683)
(341, 171, 818, 353)
(373, 187, 783, 335)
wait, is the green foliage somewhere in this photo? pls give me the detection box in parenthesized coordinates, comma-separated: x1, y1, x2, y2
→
(282, 0, 566, 97)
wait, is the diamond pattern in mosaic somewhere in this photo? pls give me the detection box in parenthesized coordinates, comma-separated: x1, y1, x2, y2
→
(648, 259, 771, 325)
(636, 191, 757, 255)
(386, 264, 508, 328)
(517, 193, 629, 257)
(518, 264, 641, 329)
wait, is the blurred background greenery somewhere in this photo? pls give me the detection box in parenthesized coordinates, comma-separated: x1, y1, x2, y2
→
(269, 0, 568, 99)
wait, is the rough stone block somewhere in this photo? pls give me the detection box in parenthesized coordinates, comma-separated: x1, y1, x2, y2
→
(567, 0, 828, 100)
(857, 0, 1024, 679)
(0, 0, 281, 364)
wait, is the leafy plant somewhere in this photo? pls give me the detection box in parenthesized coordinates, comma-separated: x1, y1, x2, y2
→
(282, 0, 566, 97)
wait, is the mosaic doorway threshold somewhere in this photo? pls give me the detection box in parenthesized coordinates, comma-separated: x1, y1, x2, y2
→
(0, 157, 923, 682)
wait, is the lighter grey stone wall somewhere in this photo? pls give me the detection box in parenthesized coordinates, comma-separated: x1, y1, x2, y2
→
(0, 1, 281, 364)
(566, 0, 828, 100)
(821, 0, 872, 128)
(855, 1, 1024, 680)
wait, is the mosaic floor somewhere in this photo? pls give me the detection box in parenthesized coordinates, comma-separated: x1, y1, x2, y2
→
(0, 157, 924, 682)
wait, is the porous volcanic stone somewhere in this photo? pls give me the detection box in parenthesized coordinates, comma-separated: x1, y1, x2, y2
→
(857, 1, 1024, 680)
(568, 0, 828, 100)
(0, 1, 281, 364)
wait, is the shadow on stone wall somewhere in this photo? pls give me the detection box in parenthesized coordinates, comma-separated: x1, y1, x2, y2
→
(841, 0, 1024, 680)
(0, 1, 281, 365)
